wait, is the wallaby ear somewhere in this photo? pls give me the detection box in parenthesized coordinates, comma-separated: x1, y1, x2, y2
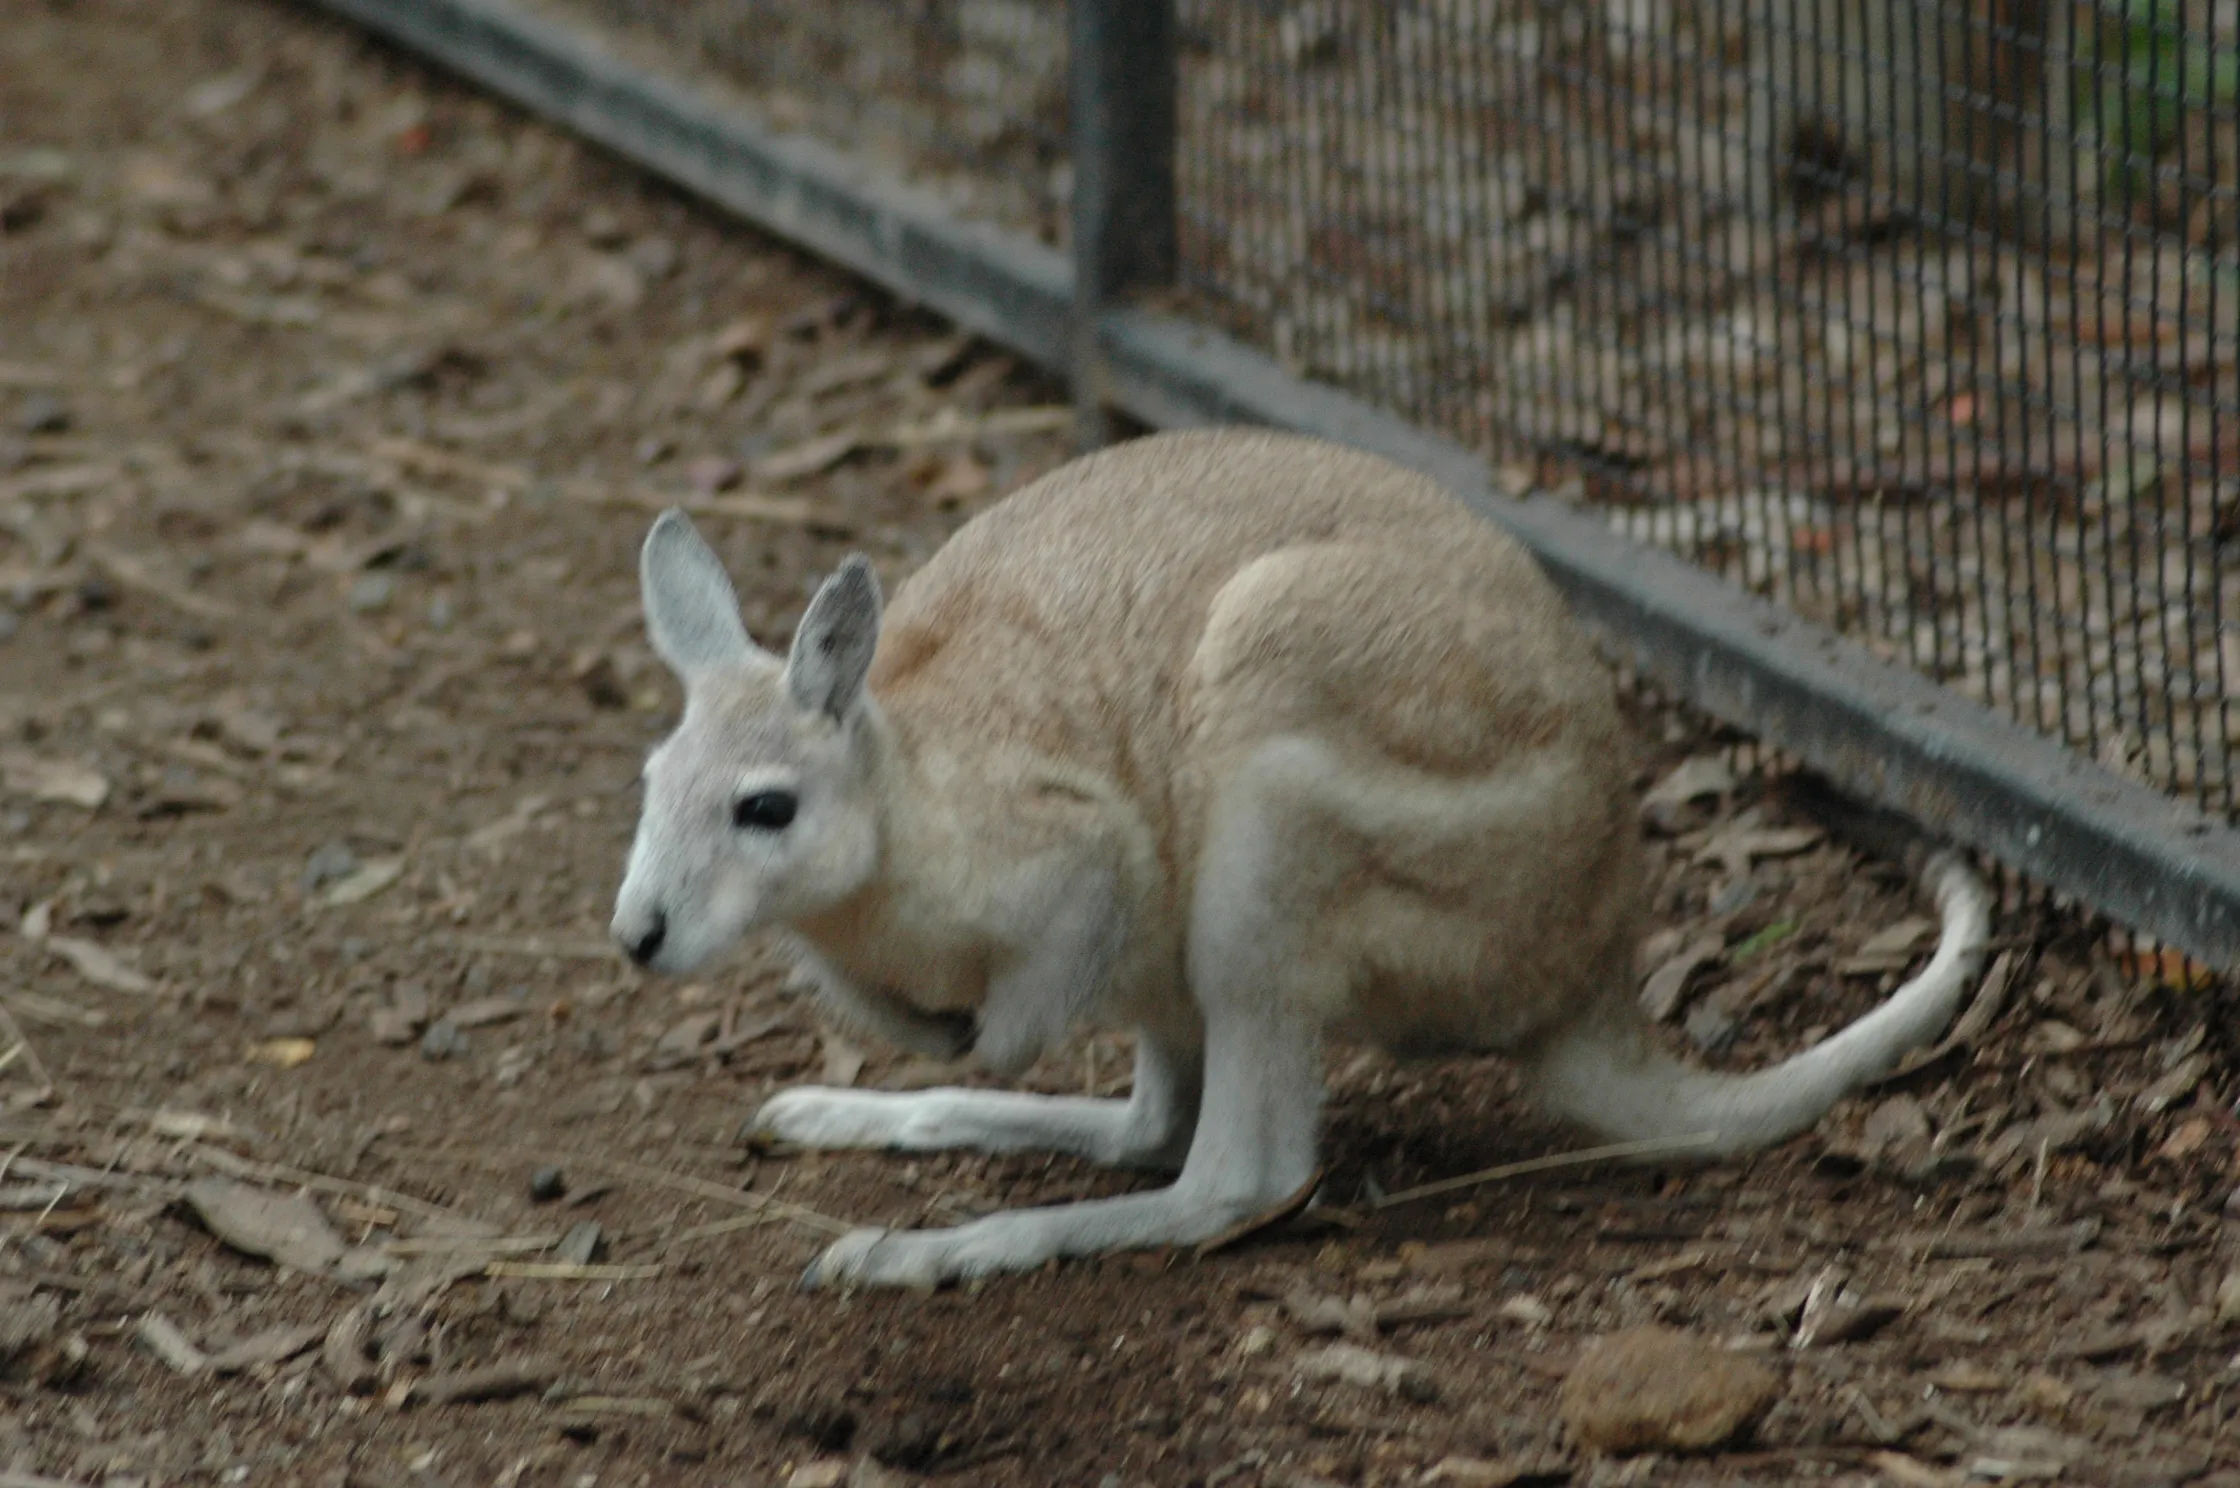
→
(786, 556, 882, 720)
(640, 509, 753, 676)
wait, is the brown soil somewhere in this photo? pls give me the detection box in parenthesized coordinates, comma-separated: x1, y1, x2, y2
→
(2, 4, 2238, 1486)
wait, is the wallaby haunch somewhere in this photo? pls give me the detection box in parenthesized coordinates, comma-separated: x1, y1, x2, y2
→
(611, 428, 1991, 1289)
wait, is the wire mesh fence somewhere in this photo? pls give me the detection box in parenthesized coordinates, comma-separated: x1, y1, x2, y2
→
(1176, 0, 2238, 813)
(547, 0, 1072, 241)
(455, 0, 2237, 819)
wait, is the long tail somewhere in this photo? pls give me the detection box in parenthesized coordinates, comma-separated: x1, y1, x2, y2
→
(1527, 850, 1993, 1157)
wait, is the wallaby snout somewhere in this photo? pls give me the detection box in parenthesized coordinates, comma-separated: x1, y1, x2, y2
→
(614, 905, 666, 967)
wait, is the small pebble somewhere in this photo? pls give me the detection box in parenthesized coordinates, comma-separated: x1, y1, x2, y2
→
(529, 1166, 567, 1202)
(347, 573, 394, 614)
(301, 840, 359, 893)
(424, 594, 454, 631)
(419, 1018, 467, 1061)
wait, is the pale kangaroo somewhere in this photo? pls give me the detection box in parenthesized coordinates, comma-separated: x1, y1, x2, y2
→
(611, 428, 1991, 1289)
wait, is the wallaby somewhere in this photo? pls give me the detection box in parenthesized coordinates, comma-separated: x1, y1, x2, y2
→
(612, 428, 1991, 1289)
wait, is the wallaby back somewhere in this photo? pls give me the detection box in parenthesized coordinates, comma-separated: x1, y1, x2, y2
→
(867, 428, 1630, 871)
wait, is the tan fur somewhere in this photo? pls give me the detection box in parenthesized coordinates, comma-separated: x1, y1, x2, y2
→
(613, 428, 1991, 1288)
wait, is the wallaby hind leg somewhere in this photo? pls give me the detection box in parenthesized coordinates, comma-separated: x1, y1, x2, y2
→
(749, 1031, 1201, 1170)
(799, 766, 1332, 1288)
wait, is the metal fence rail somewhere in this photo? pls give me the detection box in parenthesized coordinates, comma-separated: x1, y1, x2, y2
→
(308, 0, 2240, 969)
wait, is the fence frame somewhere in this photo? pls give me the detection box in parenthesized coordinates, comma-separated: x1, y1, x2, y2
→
(308, 0, 2240, 970)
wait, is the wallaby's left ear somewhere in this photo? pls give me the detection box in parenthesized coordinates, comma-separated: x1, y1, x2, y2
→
(786, 556, 882, 720)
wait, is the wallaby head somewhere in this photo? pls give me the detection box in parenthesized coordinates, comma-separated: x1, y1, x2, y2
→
(611, 510, 886, 973)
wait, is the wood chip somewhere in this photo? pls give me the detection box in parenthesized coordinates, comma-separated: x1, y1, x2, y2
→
(1294, 1341, 1437, 1399)
(45, 935, 157, 994)
(247, 1037, 316, 1069)
(320, 857, 403, 907)
(321, 1302, 377, 1394)
(447, 994, 530, 1029)
(407, 1356, 562, 1406)
(0, 751, 110, 809)
(206, 1320, 328, 1374)
(135, 1312, 209, 1376)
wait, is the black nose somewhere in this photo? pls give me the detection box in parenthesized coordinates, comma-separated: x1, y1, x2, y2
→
(627, 912, 666, 967)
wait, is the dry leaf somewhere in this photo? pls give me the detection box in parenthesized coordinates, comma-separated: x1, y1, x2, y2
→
(46, 935, 157, 994)
(649, 1011, 723, 1070)
(1699, 824, 1824, 876)
(2157, 1115, 2215, 1162)
(185, 1177, 347, 1276)
(1855, 917, 1937, 959)
(1840, 916, 1938, 975)
(1639, 933, 1723, 1021)
(1640, 753, 1734, 828)
(0, 750, 110, 809)
(752, 429, 859, 483)
(321, 857, 403, 907)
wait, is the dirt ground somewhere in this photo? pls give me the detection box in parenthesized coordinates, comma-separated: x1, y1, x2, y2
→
(4, 3, 2240, 1486)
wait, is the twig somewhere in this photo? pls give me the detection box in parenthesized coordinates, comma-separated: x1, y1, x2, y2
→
(425, 933, 616, 961)
(666, 1211, 785, 1247)
(84, 544, 237, 621)
(3, 991, 111, 1029)
(185, 1144, 481, 1226)
(482, 1261, 663, 1281)
(1369, 1133, 1722, 1210)
(5, 1155, 183, 1198)
(0, 1004, 55, 1104)
(382, 1234, 556, 1258)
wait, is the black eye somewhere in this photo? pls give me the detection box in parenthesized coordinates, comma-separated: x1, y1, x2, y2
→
(732, 791, 798, 831)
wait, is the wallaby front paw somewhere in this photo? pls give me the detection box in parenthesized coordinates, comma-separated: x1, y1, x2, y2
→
(799, 1226, 923, 1291)
(747, 1086, 874, 1149)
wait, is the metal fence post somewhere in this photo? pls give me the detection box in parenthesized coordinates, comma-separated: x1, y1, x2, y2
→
(1068, 0, 1177, 450)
